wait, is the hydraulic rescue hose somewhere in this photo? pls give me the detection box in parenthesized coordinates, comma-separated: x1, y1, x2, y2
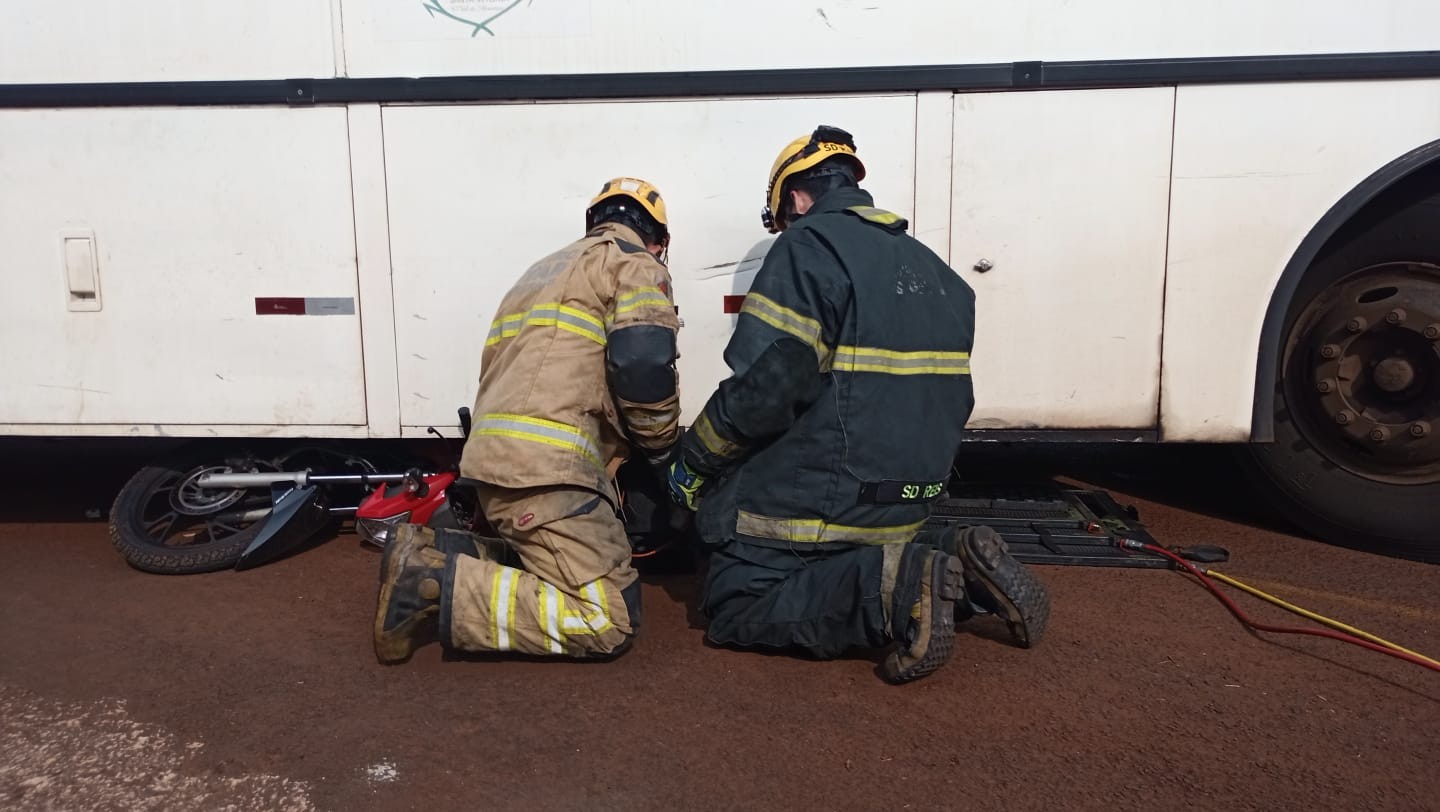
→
(1117, 539, 1440, 675)
(1206, 569, 1440, 669)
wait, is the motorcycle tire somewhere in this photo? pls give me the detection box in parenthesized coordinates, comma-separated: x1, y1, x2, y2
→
(109, 446, 272, 575)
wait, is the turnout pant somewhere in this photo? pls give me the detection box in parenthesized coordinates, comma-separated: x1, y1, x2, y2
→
(701, 529, 946, 659)
(443, 484, 638, 657)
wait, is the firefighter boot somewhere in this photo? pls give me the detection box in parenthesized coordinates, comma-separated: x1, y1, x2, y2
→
(431, 526, 510, 562)
(374, 525, 453, 664)
(882, 548, 964, 684)
(399, 523, 512, 565)
(946, 525, 1050, 648)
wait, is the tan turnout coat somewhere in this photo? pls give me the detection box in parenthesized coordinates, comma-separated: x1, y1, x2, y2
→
(459, 222, 681, 502)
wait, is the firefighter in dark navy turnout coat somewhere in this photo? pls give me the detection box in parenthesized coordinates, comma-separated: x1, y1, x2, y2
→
(667, 126, 1051, 683)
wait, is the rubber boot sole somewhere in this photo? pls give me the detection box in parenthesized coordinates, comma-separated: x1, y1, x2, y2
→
(373, 528, 432, 664)
(959, 531, 1050, 648)
(882, 555, 964, 684)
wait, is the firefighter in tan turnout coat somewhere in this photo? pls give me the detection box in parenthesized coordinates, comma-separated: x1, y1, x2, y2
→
(374, 178, 680, 662)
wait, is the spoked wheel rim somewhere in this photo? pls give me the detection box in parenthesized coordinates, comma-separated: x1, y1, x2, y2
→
(1285, 261, 1440, 485)
(138, 463, 275, 548)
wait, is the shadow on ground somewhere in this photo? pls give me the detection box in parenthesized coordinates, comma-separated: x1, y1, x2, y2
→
(0, 438, 185, 524)
(954, 442, 1305, 539)
(0, 438, 1308, 547)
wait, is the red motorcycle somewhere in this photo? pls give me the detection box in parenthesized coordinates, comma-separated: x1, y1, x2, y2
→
(109, 408, 683, 574)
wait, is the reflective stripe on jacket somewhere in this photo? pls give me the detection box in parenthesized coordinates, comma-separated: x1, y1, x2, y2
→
(686, 187, 976, 549)
(460, 222, 680, 499)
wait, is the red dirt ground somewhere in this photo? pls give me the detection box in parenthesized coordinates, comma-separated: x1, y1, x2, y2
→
(1, 440, 1436, 810)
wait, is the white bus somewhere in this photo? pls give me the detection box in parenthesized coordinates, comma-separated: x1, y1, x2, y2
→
(2, 1, 1437, 561)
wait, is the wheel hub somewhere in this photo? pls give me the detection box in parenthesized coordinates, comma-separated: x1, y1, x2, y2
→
(1372, 357, 1416, 393)
(1292, 262, 1440, 484)
(171, 465, 248, 515)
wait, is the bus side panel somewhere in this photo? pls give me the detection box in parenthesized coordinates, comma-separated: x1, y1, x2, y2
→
(0, 107, 368, 429)
(0, 1, 338, 84)
(1162, 79, 1440, 442)
(953, 87, 1175, 430)
(339, 0, 1440, 78)
(380, 96, 918, 434)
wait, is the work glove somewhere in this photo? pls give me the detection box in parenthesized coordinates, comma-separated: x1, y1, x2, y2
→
(665, 456, 707, 512)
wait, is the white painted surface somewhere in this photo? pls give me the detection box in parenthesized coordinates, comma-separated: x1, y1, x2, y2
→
(1162, 79, 1440, 441)
(3, 0, 1432, 84)
(952, 88, 1176, 429)
(340, 0, 1439, 78)
(0, 1, 1436, 441)
(381, 96, 917, 430)
(912, 92, 955, 261)
(0, 424, 374, 439)
(0, 108, 367, 426)
(347, 104, 403, 438)
(60, 229, 102, 313)
(0, 1, 338, 83)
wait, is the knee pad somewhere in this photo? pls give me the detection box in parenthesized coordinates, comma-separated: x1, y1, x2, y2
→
(621, 579, 643, 632)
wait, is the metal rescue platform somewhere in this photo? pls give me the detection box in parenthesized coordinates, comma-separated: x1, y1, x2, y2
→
(619, 464, 1177, 570)
(925, 486, 1171, 569)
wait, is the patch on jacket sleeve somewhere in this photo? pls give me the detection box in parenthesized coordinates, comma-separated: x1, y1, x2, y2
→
(844, 205, 909, 231)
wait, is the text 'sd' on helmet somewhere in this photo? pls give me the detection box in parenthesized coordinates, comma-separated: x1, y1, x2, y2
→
(587, 177, 669, 243)
(762, 125, 866, 233)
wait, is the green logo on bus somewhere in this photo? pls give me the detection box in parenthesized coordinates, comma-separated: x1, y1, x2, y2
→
(423, 0, 528, 38)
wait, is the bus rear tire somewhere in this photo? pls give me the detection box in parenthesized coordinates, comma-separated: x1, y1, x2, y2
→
(1242, 189, 1440, 563)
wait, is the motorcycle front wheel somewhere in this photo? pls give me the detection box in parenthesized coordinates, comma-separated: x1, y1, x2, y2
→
(109, 446, 273, 574)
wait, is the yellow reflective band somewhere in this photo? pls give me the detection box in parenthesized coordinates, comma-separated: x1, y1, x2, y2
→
(693, 411, 742, 458)
(736, 511, 925, 545)
(560, 580, 615, 635)
(474, 413, 604, 468)
(486, 302, 606, 348)
(542, 583, 564, 655)
(554, 589, 567, 652)
(832, 346, 972, 376)
(489, 568, 505, 650)
(505, 569, 521, 650)
(741, 293, 822, 341)
(612, 287, 672, 319)
(494, 567, 523, 652)
(845, 205, 904, 225)
(563, 609, 591, 634)
(558, 305, 604, 330)
(739, 292, 830, 364)
(590, 580, 614, 634)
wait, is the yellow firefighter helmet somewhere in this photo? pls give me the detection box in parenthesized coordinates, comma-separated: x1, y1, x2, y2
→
(587, 177, 670, 244)
(762, 125, 866, 233)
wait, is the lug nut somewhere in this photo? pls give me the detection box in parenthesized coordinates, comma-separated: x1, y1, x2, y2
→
(1425, 323, 1440, 340)
(1335, 410, 1354, 425)
(1385, 308, 1407, 325)
(1412, 422, 1432, 438)
(1346, 317, 1368, 333)
(1320, 344, 1341, 359)
(1369, 427, 1391, 442)
(1316, 378, 1335, 393)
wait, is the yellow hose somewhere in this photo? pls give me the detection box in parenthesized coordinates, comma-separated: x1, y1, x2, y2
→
(1207, 568, 1440, 670)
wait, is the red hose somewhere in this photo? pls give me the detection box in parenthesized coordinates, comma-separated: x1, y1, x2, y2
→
(1134, 541, 1440, 675)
